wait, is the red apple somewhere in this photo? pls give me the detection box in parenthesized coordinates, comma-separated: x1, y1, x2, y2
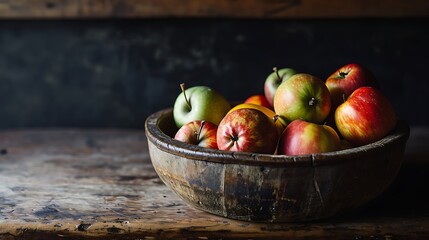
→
(325, 63, 378, 108)
(264, 67, 297, 108)
(217, 108, 278, 154)
(274, 73, 331, 124)
(335, 86, 396, 146)
(277, 119, 341, 156)
(244, 94, 272, 109)
(228, 103, 286, 136)
(174, 120, 218, 149)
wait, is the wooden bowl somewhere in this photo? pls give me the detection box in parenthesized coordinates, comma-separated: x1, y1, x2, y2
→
(145, 108, 410, 222)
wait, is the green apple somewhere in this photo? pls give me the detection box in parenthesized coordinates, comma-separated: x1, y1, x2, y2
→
(264, 67, 297, 108)
(274, 73, 331, 124)
(173, 83, 231, 128)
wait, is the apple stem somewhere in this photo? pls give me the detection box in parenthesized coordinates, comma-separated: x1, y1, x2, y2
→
(273, 67, 282, 83)
(342, 93, 347, 103)
(339, 71, 348, 78)
(309, 97, 317, 106)
(273, 115, 279, 124)
(196, 120, 205, 141)
(180, 83, 192, 110)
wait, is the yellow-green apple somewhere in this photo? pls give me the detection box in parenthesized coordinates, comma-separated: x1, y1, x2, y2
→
(174, 120, 218, 149)
(335, 86, 396, 146)
(173, 83, 231, 128)
(244, 94, 272, 109)
(264, 67, 297, 108)
(277, 119, 341, 155)
(228, 103, 285, 135)
(325, 63, 378, 108)
(274, 73, 331, 124)
(217, 108, 278, 154)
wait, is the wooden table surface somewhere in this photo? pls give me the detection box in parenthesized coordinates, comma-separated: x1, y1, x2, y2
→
(0, 128, 428, 240)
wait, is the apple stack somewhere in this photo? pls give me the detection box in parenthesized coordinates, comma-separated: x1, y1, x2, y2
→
(172, 63, 397, 156)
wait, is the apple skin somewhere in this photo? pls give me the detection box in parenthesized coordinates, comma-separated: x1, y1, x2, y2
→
(335, 86, 396, 146)
(244, 94, 272, 109)
(264, 67, 297, 108)
(325, 63, 378, 108)
(274, 73, 331, 124)
(277, 119, 341, 156)
(174, 120, 218, 149)
(217, 108, 278, 154)
(228, 103, 286, 135)
(173, 85, 231, 128)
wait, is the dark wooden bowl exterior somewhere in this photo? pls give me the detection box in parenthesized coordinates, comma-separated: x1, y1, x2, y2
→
(145, 108, 410, 222)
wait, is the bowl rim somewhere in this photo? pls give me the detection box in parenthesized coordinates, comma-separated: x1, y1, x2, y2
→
(145, 108, 410, 167)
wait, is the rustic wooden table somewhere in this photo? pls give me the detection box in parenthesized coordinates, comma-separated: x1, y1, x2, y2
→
(0, 128, 428, 239)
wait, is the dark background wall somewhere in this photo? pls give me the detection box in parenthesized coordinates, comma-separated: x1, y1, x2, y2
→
(0, 19, 427, 129)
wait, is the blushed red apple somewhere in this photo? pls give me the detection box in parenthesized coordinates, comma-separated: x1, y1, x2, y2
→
(335, 86, 396, 146)
(228, 103, 285, 135)
(325, 63, 378, 108)
(174, 120, 218, 149)
(277, 119, 341, 156)
(217, 108, 278, 154)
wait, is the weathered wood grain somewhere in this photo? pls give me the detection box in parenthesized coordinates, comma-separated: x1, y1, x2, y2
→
(0, 0, 428, 19)
(0, 128, 428, 239)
